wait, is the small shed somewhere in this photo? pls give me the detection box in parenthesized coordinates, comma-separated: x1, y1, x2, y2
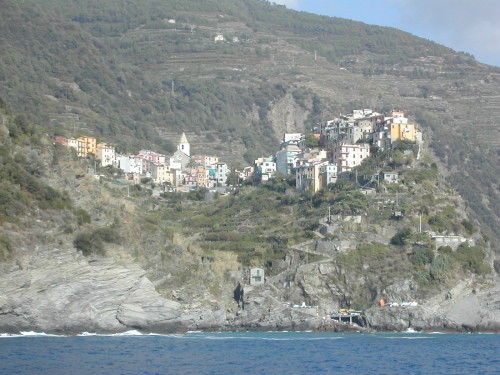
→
(250, 267, 264, 286)
(381, 171, 399, 183)
(214, 34, 225, 42)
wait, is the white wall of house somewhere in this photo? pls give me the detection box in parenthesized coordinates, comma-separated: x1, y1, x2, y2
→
(116, 155, 143, 174)
(215, 163, 229, 185)
(322, 164, 338, 186)
(332, 144, 370, 172)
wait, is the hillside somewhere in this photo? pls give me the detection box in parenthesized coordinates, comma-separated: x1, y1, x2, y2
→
(1, 0, 498, 249)
(0, 0, 499, 333)
(0, 101, 498, 333)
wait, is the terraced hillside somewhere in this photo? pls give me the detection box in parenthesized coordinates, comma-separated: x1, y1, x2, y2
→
(0, 0, 499, 250)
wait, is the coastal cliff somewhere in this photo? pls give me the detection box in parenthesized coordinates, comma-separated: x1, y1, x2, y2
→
(0, 96, 498, 335)
(1, 239, 498, 333)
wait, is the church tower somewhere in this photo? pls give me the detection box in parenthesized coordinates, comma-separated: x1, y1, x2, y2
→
(178, 132, 190, 156)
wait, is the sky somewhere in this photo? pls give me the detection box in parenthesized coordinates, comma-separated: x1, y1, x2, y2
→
(273, 0, 500, 67)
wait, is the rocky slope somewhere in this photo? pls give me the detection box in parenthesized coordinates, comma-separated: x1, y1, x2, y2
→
(1, 154, 498, 335)
(1, 234, 498, 334)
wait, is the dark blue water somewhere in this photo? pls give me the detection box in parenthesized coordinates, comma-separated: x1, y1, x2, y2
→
(1, 331, 499, 374)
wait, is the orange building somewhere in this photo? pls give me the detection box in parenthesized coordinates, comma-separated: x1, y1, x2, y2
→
(196, 167, 208, 187)
(77, 136, 97, 158)
(389, 123, 418, 142)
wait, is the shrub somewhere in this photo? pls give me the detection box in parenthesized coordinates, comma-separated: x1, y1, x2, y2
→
(391, 227, 414, 245)
(0, 235, 13, 261)
(411, 247, 435, 266)
(94, 227, 122, 244)
(453, 244, 491, 275)
(428, 214, 447, 232)
(74, 232, 104, 256)
(74, 208, 91, 226)
(73, 226, 121, 256)
(461, 219, 477, 235)
(437, 245, 453, 254)
(430, 255, 454, 281)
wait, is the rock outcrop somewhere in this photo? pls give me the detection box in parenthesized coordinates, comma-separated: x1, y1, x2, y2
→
(0, 245, 182, 334)
(364, 281, 500, 332)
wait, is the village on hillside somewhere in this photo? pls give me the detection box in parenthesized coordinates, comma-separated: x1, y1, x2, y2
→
(55, 109, 423, 193)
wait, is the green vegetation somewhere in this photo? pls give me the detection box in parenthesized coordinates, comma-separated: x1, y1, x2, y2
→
(454, 244, 491, 275)
(0, 109, 72, 223)
(0, 0, 496, 312)
(73, 226, 122, 257)
(164, 185, 315, 266)
(0, 234, 13, 261)
(1, 0, 498, 251)
(74, 208, 91, 226)
(391, 227, 414, 246)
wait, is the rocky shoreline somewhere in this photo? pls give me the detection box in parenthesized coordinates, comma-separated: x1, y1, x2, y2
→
(1, 242, 498, 336)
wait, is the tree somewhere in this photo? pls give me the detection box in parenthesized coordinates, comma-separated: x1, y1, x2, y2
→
(305, 134, 319, 148)
(226, 169, 240, 186)
(391, 227, 414, 245)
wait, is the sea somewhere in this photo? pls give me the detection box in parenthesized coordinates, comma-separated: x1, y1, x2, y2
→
(0, 330, 499, 374)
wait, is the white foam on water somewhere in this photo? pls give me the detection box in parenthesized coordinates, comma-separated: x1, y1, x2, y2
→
(109, 330, 143, 336)
(20, 331, 61, 337)
(77, 332, 98, 336)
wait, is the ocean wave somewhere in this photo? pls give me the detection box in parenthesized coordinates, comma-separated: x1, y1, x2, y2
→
(1, 332, 65, 338)
(107, 330, 144, 336)
(78, 332, 98, 336)
(22, 331, 63, 337)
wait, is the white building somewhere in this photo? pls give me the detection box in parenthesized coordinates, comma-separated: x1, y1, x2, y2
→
(321, 163, 338, 186)
(67, 138, 79, 150)
(116, 155, 143, 174)
(331, 144, 370, 172)
(214, 163, 229, 186)
(283, 133, 303, 144)
(259, 160, 276, 181)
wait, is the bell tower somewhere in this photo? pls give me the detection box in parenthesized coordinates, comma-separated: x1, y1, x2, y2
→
(178, 132, 190, 156)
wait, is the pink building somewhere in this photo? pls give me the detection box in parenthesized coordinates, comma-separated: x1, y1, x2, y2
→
(194, 155, 219, 167)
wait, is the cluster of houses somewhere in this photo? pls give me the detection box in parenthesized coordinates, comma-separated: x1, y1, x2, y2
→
(253, 109, 422, 192)
(55, 133, 233, 190)
(55, 109, 422, 192)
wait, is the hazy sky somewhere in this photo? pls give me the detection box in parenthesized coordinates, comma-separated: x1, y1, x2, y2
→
(273, 0, 500, 67)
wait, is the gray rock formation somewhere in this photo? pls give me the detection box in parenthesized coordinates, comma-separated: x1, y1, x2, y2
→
(0, 245, 182, 334)
(1, 241, 498, 334)
(364, 280, 500, 332)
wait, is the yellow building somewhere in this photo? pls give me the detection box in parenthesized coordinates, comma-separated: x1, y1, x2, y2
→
(77, 136, 97, 158)
(96, 143, 115, 167)
(389, 122, 417, 142)
(196, 167, 208, 187)
(296, 161, 328, 193)
(154, 164, 174, 185)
